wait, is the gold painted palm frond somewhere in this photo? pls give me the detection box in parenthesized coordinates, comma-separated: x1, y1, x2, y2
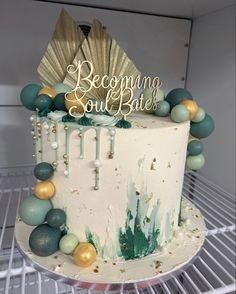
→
(37, 8, 85, 87)
(64, 19, 140, 106)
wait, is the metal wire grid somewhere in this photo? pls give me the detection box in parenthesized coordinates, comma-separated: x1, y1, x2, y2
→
(0, 167, 235, 294)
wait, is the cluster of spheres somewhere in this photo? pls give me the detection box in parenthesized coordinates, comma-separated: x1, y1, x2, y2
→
(19, 160, 96, 267)
(20, 83, 91, 116)
(142, 87, 215, 171)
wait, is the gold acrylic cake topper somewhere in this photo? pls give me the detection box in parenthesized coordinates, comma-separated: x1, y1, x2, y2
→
(37, 9, 161, 118)
(65, 60, 161, 117)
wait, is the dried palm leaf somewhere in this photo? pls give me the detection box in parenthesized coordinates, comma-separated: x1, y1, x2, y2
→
(64, 19, 140, 108)
(37, 8, 85, 87)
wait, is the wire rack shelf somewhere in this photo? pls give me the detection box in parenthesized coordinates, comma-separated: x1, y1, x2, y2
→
(0, 167, 235, 294)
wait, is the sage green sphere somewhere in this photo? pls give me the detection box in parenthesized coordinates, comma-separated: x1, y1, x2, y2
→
(190, 114, 215, 138)
(187, 140, 204, 156)
(53, 83, 72, 94)
(192, 107, 206, 122)
(165, 88, 193, 110)
(29, 224, 61, 256)
(59, 233, 79, 254)
(141, 88, 164, 114)
(19, 195, 52, 226)
(154, 100, 170, 117)
(171, 105, 190, 123)
(46, 209, 66, 228)
(186, 154, 205, 170)
(35, 94, 53, 111)
(34, 162, 54, 181)
(20, 84, 42, 110)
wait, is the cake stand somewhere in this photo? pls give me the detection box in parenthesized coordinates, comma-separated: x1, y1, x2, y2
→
(15, 198, 206, 291)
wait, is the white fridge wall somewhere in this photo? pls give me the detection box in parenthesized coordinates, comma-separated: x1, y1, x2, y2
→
(187, 5, 235, 194)
(0, 0, 191, 167)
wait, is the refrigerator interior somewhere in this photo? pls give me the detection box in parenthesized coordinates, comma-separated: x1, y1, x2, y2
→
(0, 0, 235, 293)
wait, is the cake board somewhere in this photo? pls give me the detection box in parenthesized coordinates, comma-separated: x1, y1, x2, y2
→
(15, 198, 206, 291)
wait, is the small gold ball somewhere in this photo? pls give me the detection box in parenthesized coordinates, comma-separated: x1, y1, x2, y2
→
(36, 122, 41, 127)
(34, 180, 55, 200)
(52, 161, 58, 166)
(64, 126, 68, 131)
(73, 243, 97, 267)
(52, 129, 56, 133)
(32, 135, 37, 140)
(63, 154, 68, 159)
(38, 87, 57, 99)
(180, 99, 199, 120)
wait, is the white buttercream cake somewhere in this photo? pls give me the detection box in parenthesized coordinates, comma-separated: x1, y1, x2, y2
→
(32, 111, 189, 261)
(18, 9, 212, 270)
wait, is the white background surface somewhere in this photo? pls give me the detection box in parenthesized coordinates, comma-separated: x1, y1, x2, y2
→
(187, 5, 235, 194)
(0, 0, 235, 194)
(42, 0, 235, 19)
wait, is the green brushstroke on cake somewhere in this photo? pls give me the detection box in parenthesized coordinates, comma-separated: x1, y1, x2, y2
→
(83, 182, 161, 260)
(178, 196, 184, 226)
(85, 227, 97, 251)
(85, 227, 122, 259)
(165, 211, 174, 241)
(118, 182, 160, 260)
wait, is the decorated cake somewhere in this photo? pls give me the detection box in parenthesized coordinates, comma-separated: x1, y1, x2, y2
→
(18, 9, 214, 270)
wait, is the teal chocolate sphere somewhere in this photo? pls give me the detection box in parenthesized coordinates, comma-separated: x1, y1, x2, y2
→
(59, 233, 79, 254)
(171, 104, 190, 123)
(190, 114, 215, 138)
(19, 195, 52, 226)
(20, 84, 42, 110)
(192, 107, 205, 123)
(187, 140, 204, 156)
(186, 153, 205, 170)
(29, 224, 61, 256)
(34, 162, 54, 181)
(54, 93, 67, 111)
(53, 83, 72, 94)
(165, 88, 193, 110)
(46, 209, 66, 228)
(34, 94, 53, 111)
(154, 100, 170, 117)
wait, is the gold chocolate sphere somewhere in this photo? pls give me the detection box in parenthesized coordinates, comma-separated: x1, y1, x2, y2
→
(65, 92, 88, 113)
(34, 181, 55, 200)
(73, 242, 97, 267)
(180, 99, 199, 120)
(38, 87, 57, 99)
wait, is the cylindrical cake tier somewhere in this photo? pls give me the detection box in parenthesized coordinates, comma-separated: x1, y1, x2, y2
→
(33, 112, 189, 261)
